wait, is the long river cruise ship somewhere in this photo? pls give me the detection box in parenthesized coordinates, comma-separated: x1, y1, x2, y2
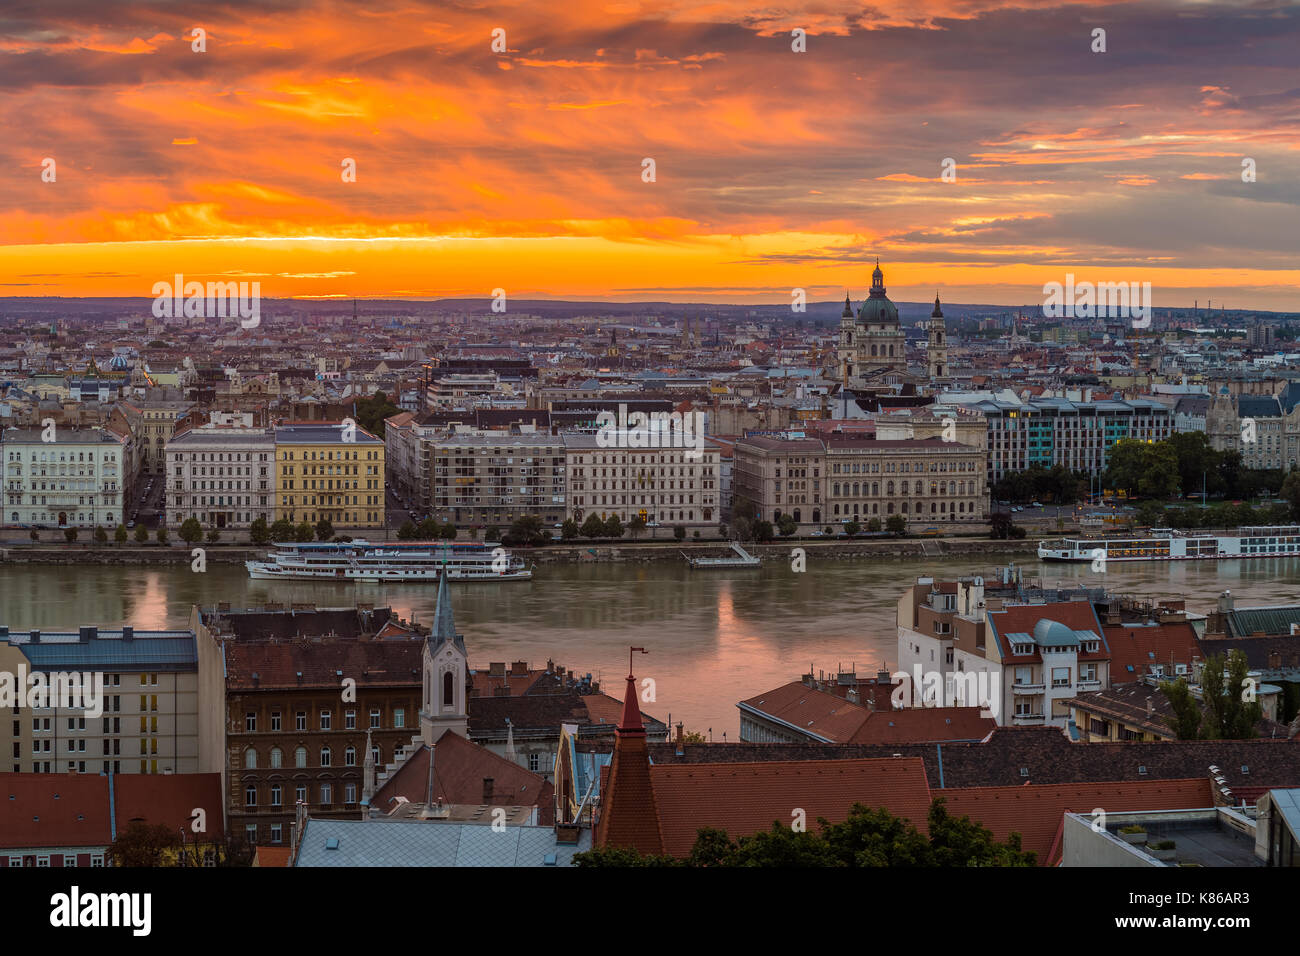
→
(1038, 525, 1300, 563)
(246, 540, 533, 582)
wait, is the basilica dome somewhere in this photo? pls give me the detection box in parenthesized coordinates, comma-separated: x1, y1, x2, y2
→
(857, 262, 899, 325)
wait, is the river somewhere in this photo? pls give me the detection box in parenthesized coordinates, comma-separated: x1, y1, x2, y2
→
(3, 556, 1300, 735)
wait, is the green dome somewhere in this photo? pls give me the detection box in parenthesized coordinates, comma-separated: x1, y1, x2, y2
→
(857, 262, 899, 325)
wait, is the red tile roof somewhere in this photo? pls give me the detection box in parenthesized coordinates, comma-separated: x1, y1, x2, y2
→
(942, 777, 1213, 865)
(739, 681, 870, 742)
(1104, 621, 1201, 681)
(649, 757, 933, 857)
(371, 732, 553, 823)
(594, 675, 665, 855)
(849, 707, 997, 745)
(225, 639, 423, 691)
(0, 775, 111, 851)
(113, 773, 225, 842)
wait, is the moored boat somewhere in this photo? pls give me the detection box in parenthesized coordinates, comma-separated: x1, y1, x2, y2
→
(246, 539, 532, 581)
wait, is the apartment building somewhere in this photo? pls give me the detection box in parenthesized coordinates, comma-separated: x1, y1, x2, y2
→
(895, 578, 1112, 729)
(432, 432, 566, 527)
(0, 622, 224, 776)
(1, 426, 126, 529)
(1206, 394, 1300, 471)
(274, 423, 385, 529)
(963, 397, 1173, 481)
(127, 399, 196, 476)
(167, 425, 276, 530)
(733, 433, 986, 526)
(563, 433, 720, 527)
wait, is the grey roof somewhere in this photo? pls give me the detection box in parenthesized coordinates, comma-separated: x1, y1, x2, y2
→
(1237, 395, 1282, 419)
(0, 628, 197, 671)
(274, 424, 381, 444)
(1223, 605, 1300, 639)
(293, 818, 591, 866)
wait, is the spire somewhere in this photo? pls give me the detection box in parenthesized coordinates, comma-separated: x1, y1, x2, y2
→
(362, 727, 376, 802)
(505, 717, 518, 763)
(842, 292, 853, 318)
(869, 261, 886, 296)
(431, 569, 463, 652)
(594, 667, 664, 854)
(617, 673, 645, 737)
(932, 294, 943, 319)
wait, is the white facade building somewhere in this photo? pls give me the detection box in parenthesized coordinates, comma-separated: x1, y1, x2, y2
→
(2, 427, 126, 530)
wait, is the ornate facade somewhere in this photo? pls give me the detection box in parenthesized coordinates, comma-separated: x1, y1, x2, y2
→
(836, 263, 907, 382)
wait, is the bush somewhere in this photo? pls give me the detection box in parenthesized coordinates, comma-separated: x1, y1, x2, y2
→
(156, 527, 169, 546)
(114, 525, 128, 546)
(844, 521, 861, 537)
(867, 518, 881, 533)
(673, 525, 686, 541)
(134, 524, 149, 544)
(179, 517, 203, 545)
(65, 527, 78, 543)
(485, 525, 501, 542)
(94, 526, 108, 546)
(206, 528, 221, 544)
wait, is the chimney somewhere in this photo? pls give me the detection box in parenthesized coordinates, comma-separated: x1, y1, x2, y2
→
(79, 626, 96, 643)
(121, 626, 133, 642)
(1146, 698, 1155, 716)
(675, 722, 685, 757)
(29, 629, 40, 644)
(482, 778, 494, 803)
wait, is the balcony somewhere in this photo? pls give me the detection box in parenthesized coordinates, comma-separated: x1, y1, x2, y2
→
(1012, 713, 1046, 724)
(1077, 679, 1102, 691)
(1012, 681, 1046, 693)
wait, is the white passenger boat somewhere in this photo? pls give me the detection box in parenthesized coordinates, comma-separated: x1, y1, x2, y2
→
(1038, 525, 1300, 563)
(246, 540, 533, 581)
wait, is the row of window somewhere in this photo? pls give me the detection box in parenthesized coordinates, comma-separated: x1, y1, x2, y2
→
(244, 742, 391, 770)
(244, 707, 398, 733)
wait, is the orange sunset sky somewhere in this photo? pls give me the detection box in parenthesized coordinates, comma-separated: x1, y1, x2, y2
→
(2, 0, 1298, 309)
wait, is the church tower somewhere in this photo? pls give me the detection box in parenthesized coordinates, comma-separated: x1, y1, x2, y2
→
(420, 571, 469, 745)
(837, 292, 855, 381)
(927, 294, 947, 381)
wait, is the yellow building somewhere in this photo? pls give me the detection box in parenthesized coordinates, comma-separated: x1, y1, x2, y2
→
(274, 423, 385, 529)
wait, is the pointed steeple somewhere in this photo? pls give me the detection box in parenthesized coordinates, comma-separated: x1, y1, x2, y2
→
(430, 569, 465, 654)
(842, 292, 853, 319)
(594, 670, 664, 854)
(505, 717, 518, 763)
(362, 727, 376, 803)
(931, 294, 943, 319)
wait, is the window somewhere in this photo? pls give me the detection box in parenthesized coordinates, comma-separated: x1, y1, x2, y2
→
(245, 824, 258, 845)
(393, 708, 405, 729)
(528, 753, 540, 772)
(369, 707, 381, 729)
(243, 748, 257, 770)
(270, 711, 281, 732)
(269, 747, 282, 769)
(319, 710, 331, 731)
(320, 783, 332, 805)
(344, 746, 356, 767)
(345, 709, 356, 730)
(320, 746, 331, 767)
(295, 711, 306, 731)
(245, 712, 256, 732)
(64, 855, 77, 867)
(90, 854, 104, 868)
(345, 783, 357, 804)
(1051, 667, 1071, 687)
(270, 784, 281, 807)
(270, 823, 282, 844)
(296, 784, 307, 805)
(294, 747, 307, 768)
(245, 785, 257, 807)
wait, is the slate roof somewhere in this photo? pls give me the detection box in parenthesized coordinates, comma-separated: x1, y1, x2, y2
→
(225, 639, 423, 691)
(210, 606, 399, 642)
(293, 818, 590, 866)
(584, 727, 1300, 794)
(1222, 606, 1300, 639)
(0, 628, 197, 672)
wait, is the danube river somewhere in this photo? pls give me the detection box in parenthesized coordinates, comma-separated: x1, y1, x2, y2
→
(4, 556, 1300, 735)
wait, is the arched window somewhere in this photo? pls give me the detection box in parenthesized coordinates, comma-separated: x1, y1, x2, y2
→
(295, 747, 307, 768)
(245, 785, 257, 807)
(269, 747, 282, 769)
(244, 748, 257, 770)
(442, 671, 454, 711)
(902, 502, 909, 513)
(853, 482, 860, 496)
(320, 746, 331, 768)
(345, 746, 356, 767)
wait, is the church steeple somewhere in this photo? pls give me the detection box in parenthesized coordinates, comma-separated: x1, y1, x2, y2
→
(841, 292, 853, 319)
(928, 293, 948, 381)
(593, 670, 664, 855)
(421, 570, 469, 745)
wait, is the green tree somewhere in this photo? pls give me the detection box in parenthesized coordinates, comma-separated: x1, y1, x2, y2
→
(270, 518, 296, 542)
(249, 517, 271, 545)
(397, 520, 417, 540)
(134, 524, 149, 544)
(628, 516, 647, 539)
(603, 515, 625, 539)
(777, 514, 798, 537)
(294, 521, 314, 542)
(351, 391, 401, 438)
(29, 529, 38, 543)
(673, 524, 686, 541)
(886, 514, 907, 536)
(1282, 469, 1300, 522)
(438, 522, 457, 541)
(485, 524, 501, 542)
(1136, 501, 1166, 527)
(844, 520, 861, 537)
(753, 519, 775, 542)
(416, 517, 439, 539)
(64, 527, 78, 543)
(114, 524, 128, 546)
(1159, 678, 1204, 739)
(866, 517, 881, 533)
(1200, 650, 1263, 739)
(179, 517, 203, 545)
(925, 798, 1037, 867)
(93, 525, 108, 546)
(561, 519, 580, 540)
(156, 526, 169, 546)
(207, 527, 221, 544)
(107, 821, 180, 868)
(505, 514, 549, 547)
(315, 518, 334, 541)
(580, 514, 605, 538)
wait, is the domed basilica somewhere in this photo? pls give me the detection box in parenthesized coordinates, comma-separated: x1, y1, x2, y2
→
(835, 261, 908, 382)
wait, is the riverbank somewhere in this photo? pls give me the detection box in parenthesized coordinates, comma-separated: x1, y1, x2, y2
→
(0, 536, 1041, 565)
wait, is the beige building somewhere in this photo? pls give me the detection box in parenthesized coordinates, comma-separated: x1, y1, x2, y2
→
(1206, 394, 1300, 471)
(0, 619, 225, 777)
(733, 433, 987, 527)
(432, 432, 566, 527)
(564, 433, 721, 527)
(167, 425, 277, 530)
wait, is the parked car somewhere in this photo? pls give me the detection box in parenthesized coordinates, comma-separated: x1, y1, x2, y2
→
(1031, 501, 1044, 508)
